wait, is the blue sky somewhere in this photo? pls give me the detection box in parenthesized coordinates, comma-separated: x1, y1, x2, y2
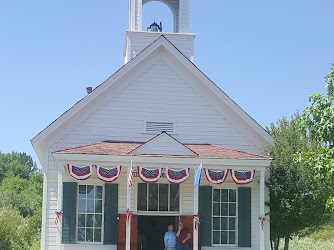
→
(0, 0, 333, 166)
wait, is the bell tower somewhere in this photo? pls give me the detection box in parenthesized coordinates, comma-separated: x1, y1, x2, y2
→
(129, 0, 190, 33)
(124, 0, 195, 63)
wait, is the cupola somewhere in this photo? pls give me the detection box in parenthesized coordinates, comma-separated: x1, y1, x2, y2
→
(124, 0, 195, 63)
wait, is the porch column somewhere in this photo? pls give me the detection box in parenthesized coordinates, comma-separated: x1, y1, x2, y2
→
(259, 170, 265, 250)
(193, 169, 199, 250)
(56, 164, 63, 249)
(126, 166, 132, 250)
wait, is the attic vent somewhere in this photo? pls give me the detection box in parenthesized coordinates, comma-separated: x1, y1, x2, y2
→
(146, 122, 174, 133)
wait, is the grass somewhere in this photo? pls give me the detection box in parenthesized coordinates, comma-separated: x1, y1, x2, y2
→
(278, 236, 334, 250)
(278, 220, 334, 250)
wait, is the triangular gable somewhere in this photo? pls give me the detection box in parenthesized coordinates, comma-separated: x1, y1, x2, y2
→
(131, 132, 197, 156)
(31, 35, 272, 167)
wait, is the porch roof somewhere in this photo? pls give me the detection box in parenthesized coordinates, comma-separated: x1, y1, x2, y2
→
(54, 141, 269, 160)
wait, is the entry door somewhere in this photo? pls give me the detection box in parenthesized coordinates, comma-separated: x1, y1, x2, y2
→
(117, 214, 138, 250)
(137, 216, 178, 250)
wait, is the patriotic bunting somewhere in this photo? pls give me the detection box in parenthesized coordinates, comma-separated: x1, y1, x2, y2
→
(193, 213, 200, 230)
(66, 162, 256, 186)
(67, 164, 93, 180)
(55, 211, 63, 226)
(137, 166, 161, 183)
(165, 168, 190, 184)
(95, 165, 121, 183)
(204, 168, 229, 185)
(230, 169, 255, 185)
(125, 209, 133, 226)
(258, 216, 266, 231)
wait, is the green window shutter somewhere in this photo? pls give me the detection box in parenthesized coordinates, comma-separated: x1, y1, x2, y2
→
(199, 186, 212, 246)
(238, 187, 251, 247)
(62, 182, 77, 244)
(104, 183, 118, 245)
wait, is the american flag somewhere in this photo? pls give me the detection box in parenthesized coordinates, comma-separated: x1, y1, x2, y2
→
(128, 161, 133, 187)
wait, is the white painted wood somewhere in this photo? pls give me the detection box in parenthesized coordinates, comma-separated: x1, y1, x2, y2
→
(47, 151, 267, 249)
(259, 170, 265, 250)
(53, 154, 271, 169)
(56, 165, 63, 249)
(32, 36, 272, 161)
(61, 245, 116, 250)
(193, 168, 199, 250)
(141, 0, 188, 33)
(126, 165, 132, 250)
(124, 31, 195, 63)
(32, 24, 273, 249)
(40, 172, 48, 250)
(53, 58, 263, 155)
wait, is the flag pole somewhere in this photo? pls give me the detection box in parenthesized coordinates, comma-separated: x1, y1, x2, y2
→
(126, 157, 133, 250)
(193, 160, 202, 250)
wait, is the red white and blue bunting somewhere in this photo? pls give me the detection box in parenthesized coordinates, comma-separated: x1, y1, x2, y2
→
(67, 164, 93, 180)
(193, 213, 200, 230)
(95, 165, 122, 183)
(258, 216, 266, 231)
(230, 169, 255, 185)
(55, 211, 63, 227)
(137, 166, 162, 183)
(66, 162, 256, 186)
(165, 168, 190, 184)
(204, 168, 229, 184)
(125, 209, 133, 226)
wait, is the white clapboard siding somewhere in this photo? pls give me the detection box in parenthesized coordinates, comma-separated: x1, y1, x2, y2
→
(125, 31, 195, 63)
(198, 172, 262, 250)
(44, 145, 266, 250)
(54, 59, 259, 154)
(42, 51, 269, 249)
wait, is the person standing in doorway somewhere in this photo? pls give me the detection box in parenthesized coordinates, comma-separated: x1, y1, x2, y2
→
(164, 224, 177, 250)
(176, 221, 191, 250)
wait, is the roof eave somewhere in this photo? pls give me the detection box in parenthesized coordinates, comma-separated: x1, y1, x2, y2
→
(53, 152, 272, 169)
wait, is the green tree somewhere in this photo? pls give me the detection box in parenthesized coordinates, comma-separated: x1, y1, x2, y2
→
(0, 206, 32, 250)
(0, 174, 43, 217)
(0, 151, 42, 249)
(264, 115, 330, 250)
(0, 151, 37, 182)
(298, 64, 334, 210)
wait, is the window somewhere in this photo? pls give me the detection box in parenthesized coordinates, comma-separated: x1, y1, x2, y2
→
(212, 189, 237, 245)
(137, 183, 179, 212)
(77, 185, 103, 243)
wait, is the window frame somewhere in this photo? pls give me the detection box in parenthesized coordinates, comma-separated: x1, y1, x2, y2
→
(211, 188, 238, 247)
(137, 183, 180, 214)
(76, 184, 104, 244)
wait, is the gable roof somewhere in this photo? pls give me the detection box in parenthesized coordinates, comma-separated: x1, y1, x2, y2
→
(130, 132, 198, 156)
(31, 35, 272, 166)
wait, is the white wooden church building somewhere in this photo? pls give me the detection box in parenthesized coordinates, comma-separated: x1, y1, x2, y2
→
(32, 1, 272, 249)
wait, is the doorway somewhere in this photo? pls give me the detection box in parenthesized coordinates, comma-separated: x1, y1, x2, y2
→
(138, 215, 178, 250)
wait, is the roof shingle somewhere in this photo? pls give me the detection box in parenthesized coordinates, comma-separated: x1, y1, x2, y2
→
(55, 141, 268, 160)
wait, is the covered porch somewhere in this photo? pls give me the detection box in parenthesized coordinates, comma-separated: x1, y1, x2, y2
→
(52, 133, 271, 250)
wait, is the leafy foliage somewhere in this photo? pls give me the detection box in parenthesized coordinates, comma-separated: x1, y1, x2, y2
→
(0, 151, 37, 182)
(0, 205, 42, 250)
(264, 115, 330, 250)
(297, 64, 334, 210)
(0, 174, 42, 217)
(0, 151, 42, 249)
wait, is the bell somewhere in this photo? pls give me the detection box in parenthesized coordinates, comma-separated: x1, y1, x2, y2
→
(147, 22, 163, 32)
